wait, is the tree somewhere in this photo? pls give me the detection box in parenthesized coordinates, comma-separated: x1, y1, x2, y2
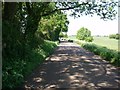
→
(109, 33, 120, 40)
(2, 1, 118, 59)
(46, 2, 117, 20)
(2, 2, 52, 59)
(59, 32, 68, 38)
(38, 11, 69, 41)
(76, 27, 93, 42)
(2, 1, 118, 89)
(115, 34, 120, 40)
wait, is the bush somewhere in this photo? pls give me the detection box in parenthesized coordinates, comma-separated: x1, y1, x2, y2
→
(81, 43, 120, 67)
(2, 40, 57, 89)
(85, 36, 93, 42)
(109, 33, 120, 40)
(115, 34, 120, 40)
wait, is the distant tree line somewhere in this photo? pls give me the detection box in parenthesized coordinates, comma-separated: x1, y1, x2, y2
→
(109, 33, 120, 40)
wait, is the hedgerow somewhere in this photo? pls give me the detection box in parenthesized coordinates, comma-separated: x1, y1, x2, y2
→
(81, 43, 120, 67)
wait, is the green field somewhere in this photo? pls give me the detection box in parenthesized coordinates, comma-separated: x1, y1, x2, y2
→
(68, 35, 77, 40)
(68, 35, 119, 51)
(93, 36, 119, 51)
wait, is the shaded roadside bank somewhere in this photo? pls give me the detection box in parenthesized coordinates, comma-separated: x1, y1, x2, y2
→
(2, 40, 57, 89)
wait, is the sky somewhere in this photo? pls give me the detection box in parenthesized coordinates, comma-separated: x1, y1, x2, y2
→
(67, 11, 118, 36)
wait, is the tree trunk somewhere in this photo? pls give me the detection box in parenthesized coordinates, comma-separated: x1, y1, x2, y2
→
(3, 2, 17, 21)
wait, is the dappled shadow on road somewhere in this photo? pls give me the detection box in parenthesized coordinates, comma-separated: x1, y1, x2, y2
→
(22, 43, 120, 90)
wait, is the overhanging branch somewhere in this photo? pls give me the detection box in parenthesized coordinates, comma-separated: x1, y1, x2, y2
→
(41, 3, 87, 17)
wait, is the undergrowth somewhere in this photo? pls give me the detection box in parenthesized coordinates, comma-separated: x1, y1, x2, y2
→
(75, 41, 120, 67)
(81, 43, 120, 67)
(2, 40, 57, 89)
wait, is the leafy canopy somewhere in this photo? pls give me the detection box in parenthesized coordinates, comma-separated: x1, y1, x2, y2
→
(76, 27, 93, 42)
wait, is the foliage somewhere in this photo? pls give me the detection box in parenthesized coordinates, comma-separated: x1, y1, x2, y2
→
(109, 33, 120, 40)
(64, 33, 68, 38)
(2, 2, 117, 59)
(59, 32, 64, 38)
(81, 43, 120, 67)
(2, 40, 57, 89)
(85, 36, 94, 42)
(39, 11, 69, 41)
(76, 27, 93, 42)
(56, 2, 117, 20)
(2, 1, 118, 89)
(59, 32, 68, 38)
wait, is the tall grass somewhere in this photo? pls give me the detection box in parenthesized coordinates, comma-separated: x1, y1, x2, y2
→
(81, 43, 120, 67)
(2, 40, 57, 89)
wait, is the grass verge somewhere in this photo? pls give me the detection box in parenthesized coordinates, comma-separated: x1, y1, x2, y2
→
(75, 41, 120, 67)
